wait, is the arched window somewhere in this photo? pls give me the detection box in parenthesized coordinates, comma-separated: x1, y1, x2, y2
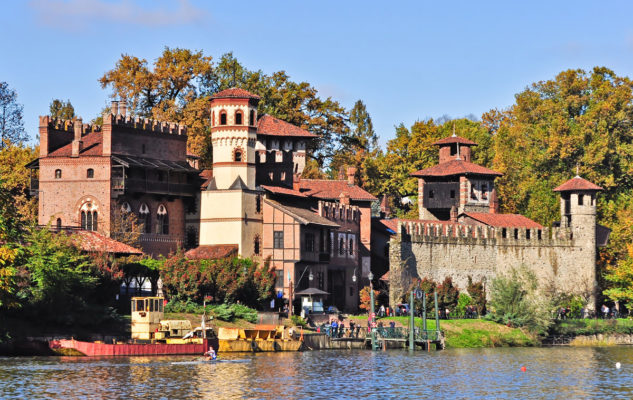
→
(87, 168, 94, 178)
(234, 149, 243, 162)
(139, 203, 151, 234)
(56, 218, 62, 231)
(220, 111, 227, 125)
(157, 204, 168, 235)
(121, 202, 131, 213)
(249, 109, 255, 126)
(349, 238, 354, 255)
(235, 110, 243, 125)
(339, 237, 345, 255)
(254, 235, 261, 256)
(55, 169, 62, 179)
(80, 202, 97, 231)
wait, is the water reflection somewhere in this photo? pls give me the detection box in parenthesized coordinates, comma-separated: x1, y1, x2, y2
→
(2, 347, 633, 399)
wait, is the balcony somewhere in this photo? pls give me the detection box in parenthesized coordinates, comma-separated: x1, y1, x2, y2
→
(111, 177, 196, 197)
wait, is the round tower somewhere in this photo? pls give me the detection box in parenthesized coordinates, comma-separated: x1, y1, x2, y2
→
(553, 175, 602, 243)
(209, 88, 260, 189)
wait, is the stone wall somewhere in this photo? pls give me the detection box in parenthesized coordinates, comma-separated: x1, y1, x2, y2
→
(389, 220, 597, 309)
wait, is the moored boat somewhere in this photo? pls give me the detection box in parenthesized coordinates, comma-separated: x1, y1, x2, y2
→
(218, 325, 303, 352)
(48, 338, 210, 357)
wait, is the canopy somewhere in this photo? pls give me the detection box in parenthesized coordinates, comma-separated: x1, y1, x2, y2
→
(295, 288, 330, 296)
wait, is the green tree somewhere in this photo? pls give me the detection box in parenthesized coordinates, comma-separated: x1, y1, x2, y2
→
(0, 82, 27, 146)
(49, 99, 75, 120)
(0, 140, 38, 224)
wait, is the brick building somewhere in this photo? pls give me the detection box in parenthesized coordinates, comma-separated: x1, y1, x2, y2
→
(28, 101, 200, 256)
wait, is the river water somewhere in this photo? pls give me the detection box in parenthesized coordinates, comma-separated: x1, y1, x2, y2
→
(1, 346, 632, 399)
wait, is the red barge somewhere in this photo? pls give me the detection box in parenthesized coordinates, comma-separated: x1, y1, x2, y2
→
(49, 338, 210, 357)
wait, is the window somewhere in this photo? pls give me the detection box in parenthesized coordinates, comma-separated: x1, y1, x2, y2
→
(481, 184, 488, 200)
(429, 190, 434, 199)
(538, 230, 542, 240)
(339, 236, 345, 256)
(139, 203, 151, 233)
(220, 111, 227, 125)
(56, 218, 62, 231)
(514, 229, 518, 239)
(55, 169, 62, 179)
(249, 110, 255, 125)
(273, 231, 284, 249)
(234, 149, 242, 162)
(578, 195, 584, 206)
(281, 172, 286, 181)
(255, 195, 262, 213)
(92, 211, 98, 231)
(450, 144, 457, 156)
(81, 210, 98, 231)
(235, 111, 243, 125)
(157, 204, 168, 235)
(502, 228, 507, 239)
(275, 271, 284, 288)
(254, 235, 261, 255)
(329, 232, 334, 256)
(305, 233, 315, 252)
(87, 168, 94, 178)
(349, 237, 354, 255)
(450, 190, 455, 199)
(526, 229, 531, 240)
(319, 229, 325, 252)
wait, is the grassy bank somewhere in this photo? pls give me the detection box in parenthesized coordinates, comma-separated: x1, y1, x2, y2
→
(347, 316, 534, 348)
(550, 318, 633, 336)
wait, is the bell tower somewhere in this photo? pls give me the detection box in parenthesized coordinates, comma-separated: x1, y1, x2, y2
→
(199, 88, 263, 257)
(209, 88, 260, 189)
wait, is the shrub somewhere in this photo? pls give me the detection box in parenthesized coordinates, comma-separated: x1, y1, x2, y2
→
(211, 304, 234, 321)
(291, 315, 306, 327)
(467, 276, 487, 315)
(454, 293, 473, 318)
(232, 303, 258, 323)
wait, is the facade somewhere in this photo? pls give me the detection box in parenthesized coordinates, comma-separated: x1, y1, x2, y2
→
(386, 134, 607, 309)
(28, 101, 200, 256)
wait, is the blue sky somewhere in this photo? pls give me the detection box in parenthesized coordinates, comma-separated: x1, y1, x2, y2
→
(2, 0, 633, 148)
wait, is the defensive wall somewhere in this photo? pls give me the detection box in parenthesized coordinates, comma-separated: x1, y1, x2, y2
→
(388, 220, 597, 309)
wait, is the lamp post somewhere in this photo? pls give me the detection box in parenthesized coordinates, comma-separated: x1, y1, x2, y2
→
(368, 271, 377, 350)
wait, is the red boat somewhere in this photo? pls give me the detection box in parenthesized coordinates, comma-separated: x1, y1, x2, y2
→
(49, 338, 210, 357)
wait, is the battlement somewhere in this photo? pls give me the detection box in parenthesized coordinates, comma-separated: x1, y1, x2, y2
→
(39, 115, 101, 134)
(318, 200, 360, 223)
(397, 220, 573, 246)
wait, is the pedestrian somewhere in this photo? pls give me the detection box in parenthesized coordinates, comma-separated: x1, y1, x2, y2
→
(379, 304, 385, 317)
(349, 320, 356, 337)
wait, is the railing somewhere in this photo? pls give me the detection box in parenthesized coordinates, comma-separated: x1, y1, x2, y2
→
(111, 177, 196, 197)
(320, 325, 367, 339)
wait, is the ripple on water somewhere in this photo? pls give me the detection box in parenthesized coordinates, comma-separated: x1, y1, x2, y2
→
(2, 347, 633, 399)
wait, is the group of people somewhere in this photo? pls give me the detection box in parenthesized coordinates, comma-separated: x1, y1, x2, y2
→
(321, 318, 362, 338)
(601, 303, 620, 319)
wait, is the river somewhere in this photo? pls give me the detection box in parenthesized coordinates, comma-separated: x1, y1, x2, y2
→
(1, 347, 632, 399)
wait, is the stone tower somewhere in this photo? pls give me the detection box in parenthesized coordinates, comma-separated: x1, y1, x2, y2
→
(199, 88, 263, 257)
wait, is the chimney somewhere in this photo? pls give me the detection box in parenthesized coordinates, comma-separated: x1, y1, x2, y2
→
(293, 173, 301, 191)
(489, 188, 499, 214)
(111, 100, 119, 116)
(338, 166, 345, 181)
(450, 205, 458, 222)
(347, 166, 357, 186)
(380, 195, 391, 218)
(119, 100, 127, 117)
(71, 117, 83, 157)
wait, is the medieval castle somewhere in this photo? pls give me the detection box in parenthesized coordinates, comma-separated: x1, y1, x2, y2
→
(28, 88, 607, 311)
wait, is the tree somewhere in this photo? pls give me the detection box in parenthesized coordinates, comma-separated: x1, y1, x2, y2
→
(603, 244, 633, 309)
(467, 276, 487, 315)
(0, 82, 27, 146)
(0, 141, 38, 224)
(109, 205, 144, 248)
(436, 277, 460, 313)
(359, 285, 378, 311)
(49, 99, 75, 120)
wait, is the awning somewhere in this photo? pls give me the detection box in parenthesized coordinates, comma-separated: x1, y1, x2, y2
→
(112, 154, 198, 173)
(295, 288, 330, 296)
(25, 158, 39, 169)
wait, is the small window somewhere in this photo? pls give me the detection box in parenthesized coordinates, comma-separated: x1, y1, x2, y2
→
(157, 204, 168, 235)
(481, 184, 488, 200)
(249, 110, 255, 125)
(578, 195, 584, 206)
(450, 190, 455, 199)
(513, 229, 518, 239)
(220, 111, 227, 125)
(305, 233, 315, 252)
(93, 211, 98, 231)
(139, 203, 151, 234)
(255, 195, 262, 213)
(281, 172, 286, 181)
(502, 228, 507, 239)
(235, 111, 243, 125)
(339, 237, 345, 255)
(428, 190, 434, 199)
(56, 218, 62, 231)
(235, 150, 242, 162)
(273, 231, 284, 249)
(450, 144, 457, 156)
(254, 235, 261, 255)
(537, 230, 542, 240)
(55, 169, 62, 179)
(349, 238, 354, 255)
(526, 230, 531, 240)
(87, 168, 94, 179)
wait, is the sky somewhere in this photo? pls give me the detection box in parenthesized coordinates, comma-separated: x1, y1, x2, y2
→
(2, 0, 633, 148)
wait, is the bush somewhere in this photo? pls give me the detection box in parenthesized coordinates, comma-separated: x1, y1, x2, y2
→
(291, 315, 307, 327)
(486, 266, 552, 335)
(232, 303, 258, 323)
(454, 293, 472, 318)
(210, 303, 234, 321)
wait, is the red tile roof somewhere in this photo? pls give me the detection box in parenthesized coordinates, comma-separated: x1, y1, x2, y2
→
(411, 159, 502, 178)
(257, 115, 318, 138)
(298, 179, 378, 202)
(200, 169, 213, 189)
(185, 244, 238, 260)
(261, 185, 307, 197)
(553, 176, 603, 192)
(72, 230, 143, 255)
(433, 135, 477, 146)
(379, 271, 390, 281)
(210, 87, 260, 100)
(462, 212, 543, 229)
(48, 131, 103, 157)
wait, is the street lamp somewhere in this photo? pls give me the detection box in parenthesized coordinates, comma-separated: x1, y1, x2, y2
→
(368, 271, 375, 324)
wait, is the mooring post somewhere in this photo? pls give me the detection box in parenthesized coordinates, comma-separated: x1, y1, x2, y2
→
(434, 291, 440, 337)
(409, 290, 414, 351)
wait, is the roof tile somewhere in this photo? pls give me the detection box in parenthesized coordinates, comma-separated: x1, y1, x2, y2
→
(462, 212, 543, 229)
(553, 176, 603, 192)
(257, 115, 318, 138)
(72, 230, 143, 255)
(432, 135, 477, 146)
(185, 244, 238, 260)
(298, 179, 377, 202)
(210, 87, 260, 100)
(411, 159, 502, 178)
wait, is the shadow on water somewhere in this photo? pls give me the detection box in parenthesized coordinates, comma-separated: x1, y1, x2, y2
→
(1, 347, 633, 399)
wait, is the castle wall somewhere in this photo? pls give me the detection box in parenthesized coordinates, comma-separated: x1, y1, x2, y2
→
(388, 221, 597, 310)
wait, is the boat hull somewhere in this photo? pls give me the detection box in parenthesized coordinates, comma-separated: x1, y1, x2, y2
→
(49, 339, 210, 357)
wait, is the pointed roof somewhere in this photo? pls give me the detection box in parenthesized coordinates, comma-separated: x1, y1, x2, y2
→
(432, 135, 477, 146)
(228, 176, 248, 190)
(210, 87, 260, 100)
(554, 176, 603, 192)
(257, 115, 318, 138)
(411, 159, 502, 178)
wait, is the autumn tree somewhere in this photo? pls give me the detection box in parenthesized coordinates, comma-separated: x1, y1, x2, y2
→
(0, 82, 27, 146)
(49, 99, 75, 120)
(359, 285, 378, 311)
(0, 141, 38, 224)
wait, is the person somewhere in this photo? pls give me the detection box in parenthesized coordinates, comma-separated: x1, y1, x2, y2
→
(349, 320, 356, 338)
(204, 346, 217, 361)
(331, 319, 338, 338)
(601, 304, 609, 319)
(379, 304, 385, 317)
